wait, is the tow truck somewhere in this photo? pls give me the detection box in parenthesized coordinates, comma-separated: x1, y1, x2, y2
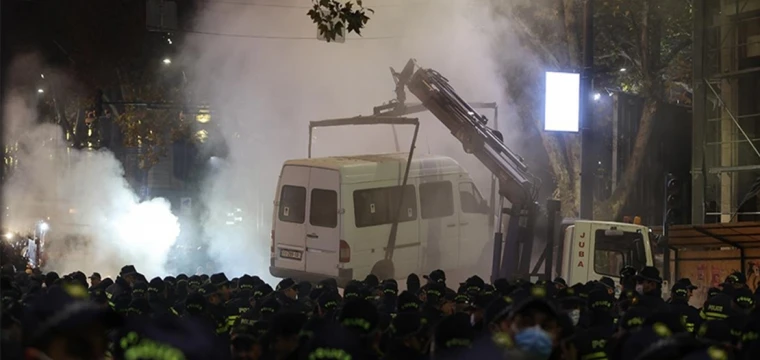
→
(382, 59, 657, 285)
(270, 59, 657, 287)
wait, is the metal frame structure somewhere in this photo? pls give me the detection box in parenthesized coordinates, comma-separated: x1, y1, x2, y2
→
(692, 0, 760, 223)
(307, 116, 420, 265)
(654, 221, 760, 280)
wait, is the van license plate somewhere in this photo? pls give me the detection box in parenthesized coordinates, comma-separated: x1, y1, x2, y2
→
(280, 249, 303, 260)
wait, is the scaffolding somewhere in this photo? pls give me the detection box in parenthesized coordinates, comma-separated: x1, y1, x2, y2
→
(693, 0, 760, 224)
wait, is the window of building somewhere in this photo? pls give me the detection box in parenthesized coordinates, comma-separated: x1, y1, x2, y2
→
(353, 185, 417, 228)
(278, 185, 306, 224)
(310, 189, 338, 228)
(419, 181, 454, 219)
(459, 182, 488, 214)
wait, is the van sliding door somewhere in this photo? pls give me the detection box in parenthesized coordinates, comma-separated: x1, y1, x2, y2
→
(305, 168, 341, 276)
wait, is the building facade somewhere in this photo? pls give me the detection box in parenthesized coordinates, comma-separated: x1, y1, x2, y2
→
(692, 0, 760, 224)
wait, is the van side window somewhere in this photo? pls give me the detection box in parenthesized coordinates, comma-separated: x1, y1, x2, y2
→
(310, 189, 338, 228)
(419, 181, 454, 219)
(459, 182, 487, 214)
(279, 185, 306, 224)
(353, 185, 417, 228)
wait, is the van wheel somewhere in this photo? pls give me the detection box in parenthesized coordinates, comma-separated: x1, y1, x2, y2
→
(371, 260, 395, 281)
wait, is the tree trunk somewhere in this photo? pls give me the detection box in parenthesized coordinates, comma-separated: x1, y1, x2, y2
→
(594, 97, 658, 220)
(562, 0, 581, 68)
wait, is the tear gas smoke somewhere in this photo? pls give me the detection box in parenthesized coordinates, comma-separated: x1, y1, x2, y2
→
(182, 0, 533, 282)
(3, 88, 180, 278)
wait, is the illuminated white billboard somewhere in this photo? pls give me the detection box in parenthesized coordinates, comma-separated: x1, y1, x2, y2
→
(544, 71, 580, 133)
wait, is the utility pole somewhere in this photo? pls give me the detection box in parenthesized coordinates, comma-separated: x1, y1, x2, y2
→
(0, 0, 5, 224)
(579, 0, 595, 220)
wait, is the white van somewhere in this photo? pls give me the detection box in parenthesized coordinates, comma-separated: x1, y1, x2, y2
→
(269, 153, 492, 286)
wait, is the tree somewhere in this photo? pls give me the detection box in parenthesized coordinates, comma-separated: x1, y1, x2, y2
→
(308, 0, 374, 42)
(34, 0, 193, 169)
(309, 0, 692, 219)
(503, 0, 692, 219)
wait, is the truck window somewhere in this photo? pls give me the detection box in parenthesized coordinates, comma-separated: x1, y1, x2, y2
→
(420, 181, 454, 219)
(593, 229, 647, 277)
(353, 185, 417, 228)
(594, 250, 625, 277)
(459, 182, 487, 214)
(310, 189, 338, 228)
(279, 185, 306, 224)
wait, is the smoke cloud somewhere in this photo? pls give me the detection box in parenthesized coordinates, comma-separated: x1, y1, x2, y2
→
(2, 58, 180, 278)
(182, 0, 533, 282)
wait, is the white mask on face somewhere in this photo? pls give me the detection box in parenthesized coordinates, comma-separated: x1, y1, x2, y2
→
(635, 284, 644, 295)
(569, 309, 581, 326)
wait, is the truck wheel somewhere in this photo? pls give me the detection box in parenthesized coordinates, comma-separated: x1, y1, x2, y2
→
(371, 260, 395, 281)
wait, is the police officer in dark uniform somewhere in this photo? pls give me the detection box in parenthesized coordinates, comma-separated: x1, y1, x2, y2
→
(210, 273, 231, 302)
(632, 266, 668, 311)
(383, 312, 426, 360)
(700, 291, 735, 322)
(556, 287, 585, 328)
(420, 282, 451, 332)
(572, 289, 616, 360)
(669, 282, 701, 333)
(722, 271, 747, 295)
(421, 269, 456, 299)
(147, 277, 176, 317)
(275, 278, 308, 314)
(224, 277, 255, 332)
(198, 283, 229, 337)
(675, 278, 698, 303)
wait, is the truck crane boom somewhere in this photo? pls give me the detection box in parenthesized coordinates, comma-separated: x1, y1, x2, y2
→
(392, 59, 540, 207)
(390, 59, 545, 281)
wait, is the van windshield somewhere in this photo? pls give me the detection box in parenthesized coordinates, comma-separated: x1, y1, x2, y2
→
(594, 229, 647, 277)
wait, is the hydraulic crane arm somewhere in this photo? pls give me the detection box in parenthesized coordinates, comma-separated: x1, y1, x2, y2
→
(393, 59, 539, 206)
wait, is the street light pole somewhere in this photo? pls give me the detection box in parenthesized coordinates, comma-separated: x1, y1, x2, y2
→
(579, 0, 595, 220)
(0, 0, 5, 230)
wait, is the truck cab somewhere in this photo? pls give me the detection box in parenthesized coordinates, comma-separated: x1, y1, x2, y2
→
(556, 220, 654, 291)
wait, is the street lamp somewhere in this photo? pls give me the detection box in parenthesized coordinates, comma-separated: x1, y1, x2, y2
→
(37, 89, 44, 94)
(593, 93, 601, 101)
(162, 58, 172, 65)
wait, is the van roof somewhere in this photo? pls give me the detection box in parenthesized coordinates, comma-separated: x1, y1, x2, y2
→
(284, 153, 469, 183)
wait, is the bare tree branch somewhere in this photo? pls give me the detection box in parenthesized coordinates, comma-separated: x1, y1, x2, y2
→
(510, 16, 563, 69)
(658, 37, 692, 71)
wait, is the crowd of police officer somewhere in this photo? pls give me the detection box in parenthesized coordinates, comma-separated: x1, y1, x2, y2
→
(2, 262, 760, 359)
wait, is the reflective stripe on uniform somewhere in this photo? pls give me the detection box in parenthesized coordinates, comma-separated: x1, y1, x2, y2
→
(700, 311, 728, 320)
(581, 352, 607, 360)
(216, 324, 230, 335)
(226, 315, 239, 328)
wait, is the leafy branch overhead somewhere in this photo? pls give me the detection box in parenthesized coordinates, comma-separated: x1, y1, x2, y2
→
(308, 0, 374, 42)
